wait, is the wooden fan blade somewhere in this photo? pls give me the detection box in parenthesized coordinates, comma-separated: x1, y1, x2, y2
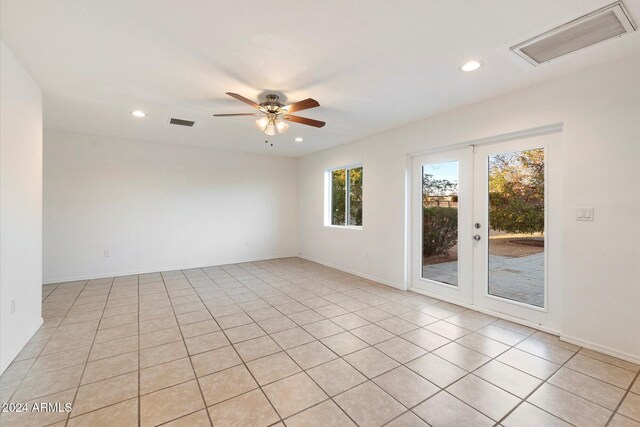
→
(225, 92, 260, 109)
(284, 114, 325, 128)
(213, 113, 261, 117)
(285, 98, 320, 113)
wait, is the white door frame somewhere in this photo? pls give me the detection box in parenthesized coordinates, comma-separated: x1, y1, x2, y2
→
(406, 124, 563, 330)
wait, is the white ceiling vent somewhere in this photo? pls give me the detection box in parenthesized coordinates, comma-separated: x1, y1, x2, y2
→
(511, 1, 636, 66)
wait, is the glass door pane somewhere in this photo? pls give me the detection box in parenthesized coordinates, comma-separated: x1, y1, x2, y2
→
(413, 148, 473, 303)
(487, 148, 545, 307)
(422, 161, 459, 286)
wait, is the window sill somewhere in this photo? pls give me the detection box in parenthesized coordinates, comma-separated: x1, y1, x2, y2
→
(324, 225, 363, 230)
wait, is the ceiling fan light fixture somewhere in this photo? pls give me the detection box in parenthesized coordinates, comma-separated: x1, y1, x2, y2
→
(276, 119, 289, 133)
(264, 122, 277, 136)
(255, 116, 269, 131)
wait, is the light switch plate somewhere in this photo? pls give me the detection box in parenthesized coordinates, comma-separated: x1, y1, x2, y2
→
(576, 208, 594, 221)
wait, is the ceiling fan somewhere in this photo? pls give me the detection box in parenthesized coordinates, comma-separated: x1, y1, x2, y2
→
(214, 92, 325, 136)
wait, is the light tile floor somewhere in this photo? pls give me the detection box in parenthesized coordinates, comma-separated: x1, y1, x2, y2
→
(1, 257, 638, 427)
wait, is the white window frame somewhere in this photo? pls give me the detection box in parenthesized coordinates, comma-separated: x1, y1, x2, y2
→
(324, 163, 363, 229)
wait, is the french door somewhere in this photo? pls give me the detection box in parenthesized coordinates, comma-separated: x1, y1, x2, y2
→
(411, 147, 474, 304)
(412, 132, 558, 325)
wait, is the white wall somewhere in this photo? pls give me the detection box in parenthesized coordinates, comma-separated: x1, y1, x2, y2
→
(0, 40, 43, 374)
(298, 55, 640, 362)
(43, 130, 298, 282)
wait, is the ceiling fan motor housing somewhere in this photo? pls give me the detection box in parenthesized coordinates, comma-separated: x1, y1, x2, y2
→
(261, 94, 285, 113)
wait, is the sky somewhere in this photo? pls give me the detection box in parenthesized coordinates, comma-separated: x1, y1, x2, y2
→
(423, 160, 459, 184)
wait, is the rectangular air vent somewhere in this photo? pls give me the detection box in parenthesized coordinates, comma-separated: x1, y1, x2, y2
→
(169, 118, 196, 127)
(511, 1, 636, 66)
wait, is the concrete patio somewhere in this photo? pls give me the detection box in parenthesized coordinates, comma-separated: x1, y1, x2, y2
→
(422, 253, 544, 307)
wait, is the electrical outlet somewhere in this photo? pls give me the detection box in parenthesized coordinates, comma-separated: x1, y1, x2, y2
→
(11, 299, 16, 315)
(104, 249, 110, 257)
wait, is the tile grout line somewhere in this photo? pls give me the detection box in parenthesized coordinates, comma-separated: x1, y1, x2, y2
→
(513, 351, 638, 417)
(212, 263, 364, 424)
(125, 271, 626, 425)
(198, 264, 425, 425)
(177, 270, 219, 426)
(199, 265, 290, 424)
(264, 264, 465, 425)
(604, 370, 639, 426)
(11, 264, 404, 422)
(64, 276, 115, 426)
(260, 270, 388, 426)
(34, 279, 145, 424)
(40, 282, 61, 303)
(230, 263, 364, 426)
(66, 299, 594, 424)
(159, 269, 216, 426)
(40, 280, 137, 423)
(553, 353, 640, 391)
(2, 280, 90, 410)
(4, 258, 639, 427)
(380, 320, 527, 426)
(493, 350, 584, 426)
(390, 325, 627, 425)
(373, 310, 638, 423)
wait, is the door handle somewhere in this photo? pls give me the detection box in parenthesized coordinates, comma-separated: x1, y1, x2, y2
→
(473, 235, 481, 241)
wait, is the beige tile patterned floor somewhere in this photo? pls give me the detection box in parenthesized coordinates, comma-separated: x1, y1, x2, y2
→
(1, 257, 639, 426)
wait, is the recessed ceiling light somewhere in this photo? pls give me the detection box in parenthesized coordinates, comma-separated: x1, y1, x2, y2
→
(461, 60, 482, 72)
(294, 137, 303, 142)
(131, 110, 146, 117)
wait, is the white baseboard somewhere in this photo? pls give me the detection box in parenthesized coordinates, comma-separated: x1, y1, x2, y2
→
(560, 334, 640, 365)
(43, 253, 299, 284)
(0, 317, 43, 375)
(298, 255, 405, 291)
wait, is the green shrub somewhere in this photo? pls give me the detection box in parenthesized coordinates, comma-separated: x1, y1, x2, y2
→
(423, 207, 458, 257)
(488, 149, 544, 234)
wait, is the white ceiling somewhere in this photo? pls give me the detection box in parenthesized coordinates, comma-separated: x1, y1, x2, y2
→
(2, 0, 639, 157)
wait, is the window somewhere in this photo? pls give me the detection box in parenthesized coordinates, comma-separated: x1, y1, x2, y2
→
(327, 165, 363, 227)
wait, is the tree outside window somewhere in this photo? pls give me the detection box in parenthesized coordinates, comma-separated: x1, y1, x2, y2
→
(330, 166, 362, 226)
